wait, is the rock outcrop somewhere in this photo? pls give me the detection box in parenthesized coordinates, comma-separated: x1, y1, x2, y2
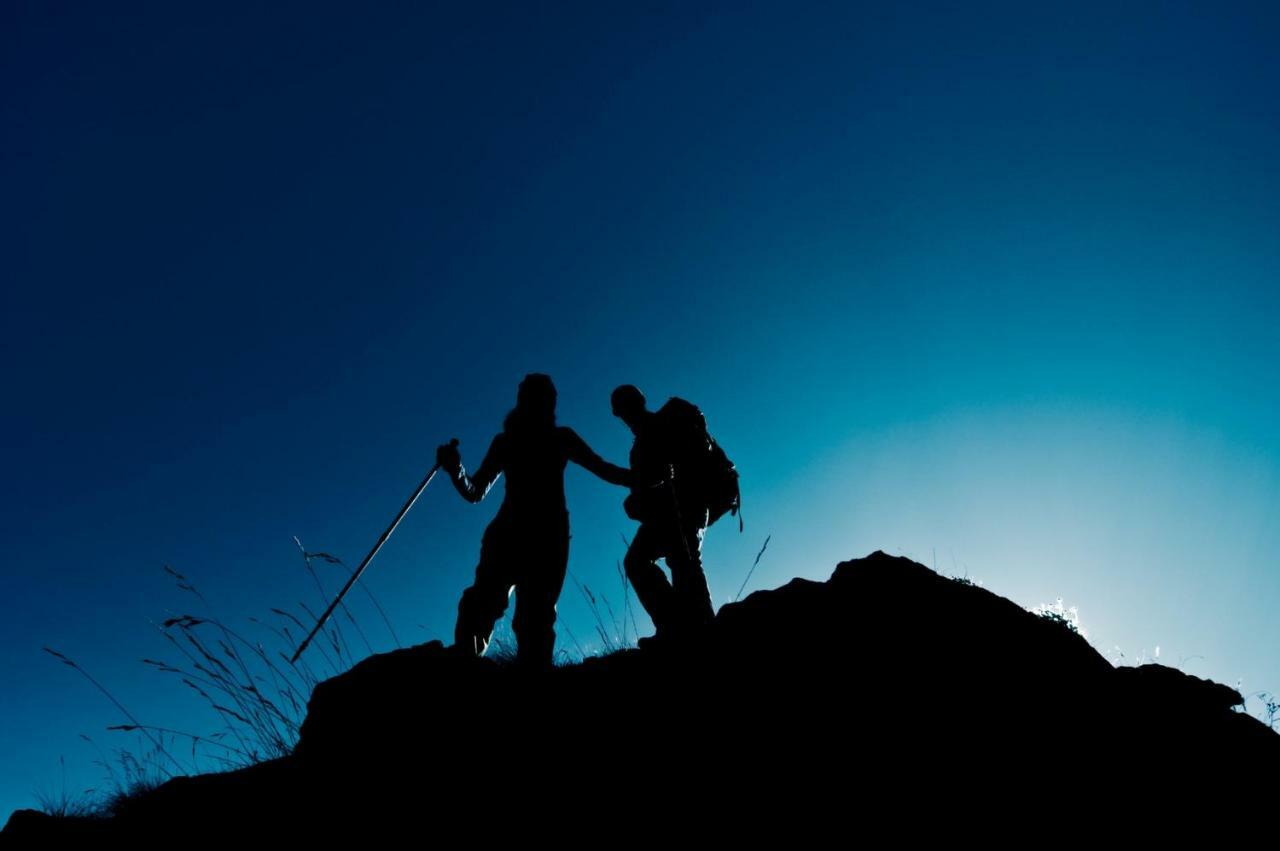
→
(6, 551, 1274, 839)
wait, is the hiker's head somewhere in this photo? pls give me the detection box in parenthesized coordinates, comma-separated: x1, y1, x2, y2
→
(504, 373, 557, 434)
(610, 384, 647, 430)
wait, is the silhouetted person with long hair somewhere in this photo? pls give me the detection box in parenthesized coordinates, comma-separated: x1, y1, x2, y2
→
(437, 374, 631, 667)
(612, 385, 737, 645)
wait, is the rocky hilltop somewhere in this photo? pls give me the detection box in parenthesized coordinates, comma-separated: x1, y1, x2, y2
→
(5, 551, 1274, 838)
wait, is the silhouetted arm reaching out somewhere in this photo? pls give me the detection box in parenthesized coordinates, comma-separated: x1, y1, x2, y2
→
(438, 435, 504, 503)
(561, 428, 632, 488)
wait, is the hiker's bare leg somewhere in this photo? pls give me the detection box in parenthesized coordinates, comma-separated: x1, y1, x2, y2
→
(454, 525, 514, 656)
(668, 513, 713, 632)
(624, 522, 678, 636)
(512, 514, 570, 667)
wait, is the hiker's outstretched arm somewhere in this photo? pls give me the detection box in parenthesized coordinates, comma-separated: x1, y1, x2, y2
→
(440, 435, 503, 503)
(563, 428, 632, 488)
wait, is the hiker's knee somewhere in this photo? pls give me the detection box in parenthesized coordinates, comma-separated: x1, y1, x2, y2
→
(512, 612, 554, 649)
(459, 580, 510, 624)
(623, 546, 652, 579)
(513, 589, 555, 632)
(512, 602, 556, 666)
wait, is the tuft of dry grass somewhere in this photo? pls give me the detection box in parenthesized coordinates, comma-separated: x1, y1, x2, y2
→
(559, 533, 647, 660)
(1241, 690, 1279, 730)
(32, 756, 102, 820)
(40, 538, 399, 816)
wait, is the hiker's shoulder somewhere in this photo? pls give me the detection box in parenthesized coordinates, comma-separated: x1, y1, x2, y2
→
(554, 425, 584, 446)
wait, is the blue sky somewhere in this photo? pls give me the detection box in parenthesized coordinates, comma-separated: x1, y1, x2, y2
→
(3, 1, 1278, 815)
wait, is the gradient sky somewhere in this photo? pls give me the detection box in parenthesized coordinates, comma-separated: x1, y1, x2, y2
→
(4, 1, 1279, 816)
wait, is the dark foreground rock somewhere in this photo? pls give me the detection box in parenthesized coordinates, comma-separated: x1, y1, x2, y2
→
(6, 552, 1275, 839)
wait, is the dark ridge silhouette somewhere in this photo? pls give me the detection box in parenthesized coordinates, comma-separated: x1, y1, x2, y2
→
(5, 551, 1275, 838)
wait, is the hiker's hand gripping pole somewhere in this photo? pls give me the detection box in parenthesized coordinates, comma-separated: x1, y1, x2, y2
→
(290, 438, 458, 665)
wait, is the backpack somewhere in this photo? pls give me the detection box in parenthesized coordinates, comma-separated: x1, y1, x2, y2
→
(656, 397, 742, 530)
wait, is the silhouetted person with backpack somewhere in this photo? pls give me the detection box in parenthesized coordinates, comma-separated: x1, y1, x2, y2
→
(611, 385, 740, 646)
(438, 374, 631, 667)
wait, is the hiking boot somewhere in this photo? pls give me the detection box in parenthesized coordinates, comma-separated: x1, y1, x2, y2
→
(636, 632, 675, 652)
(636, 623, 709, 652)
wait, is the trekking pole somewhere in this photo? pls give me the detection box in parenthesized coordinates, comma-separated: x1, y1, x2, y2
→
(290, 438, 458, 665)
